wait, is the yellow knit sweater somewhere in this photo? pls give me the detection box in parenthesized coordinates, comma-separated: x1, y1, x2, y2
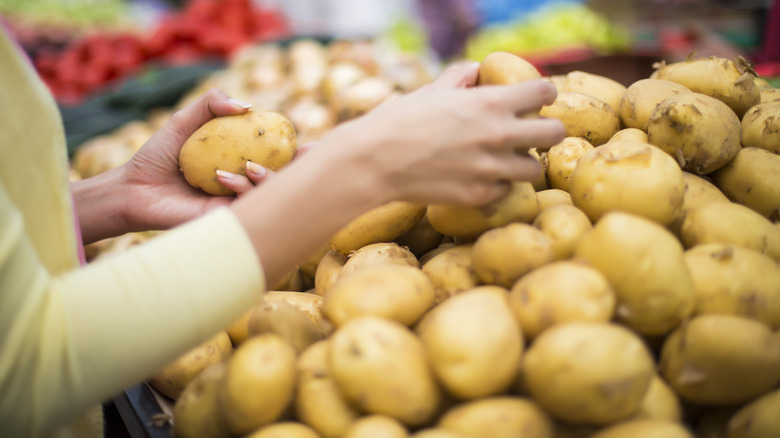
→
(0, 28, 265, 437)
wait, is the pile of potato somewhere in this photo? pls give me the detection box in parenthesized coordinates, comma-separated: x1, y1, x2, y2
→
(77, 45, 780, 438)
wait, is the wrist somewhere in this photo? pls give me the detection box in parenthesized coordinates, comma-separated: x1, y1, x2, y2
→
(70, 164, 130, 245)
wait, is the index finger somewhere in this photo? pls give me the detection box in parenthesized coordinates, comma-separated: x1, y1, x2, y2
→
(476, 79, 558, 116)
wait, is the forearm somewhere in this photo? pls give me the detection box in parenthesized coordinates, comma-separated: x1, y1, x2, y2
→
(231, 128, 387, 287)
(70, 165, 129, 245)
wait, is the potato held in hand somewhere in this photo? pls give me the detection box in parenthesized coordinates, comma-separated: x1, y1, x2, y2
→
(179, 110, 297, 195)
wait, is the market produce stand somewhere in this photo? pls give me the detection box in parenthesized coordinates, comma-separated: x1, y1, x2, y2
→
(112, 384, 174, 437)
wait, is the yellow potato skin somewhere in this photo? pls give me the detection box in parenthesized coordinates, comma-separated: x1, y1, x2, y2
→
(172, 362, 231, 438)
(608, 128, 648, 143)
(437, 397, 554, 438)
(619, 78, 691, 130)
(532, 204, 592, 261)
(416, 287, 523, 400)
(668, 171, 730, 237)
(471, 223, 554, 288)
(536, 188, 572, 210)
(523, 322, 655, 425)
(558, 70, 627, 113)
(147, 330, 233, 400)
(629, 375, 683, 423)
(545, 137, 595, 192)
(741, 101, 780, 154)
(680, 201, 780, 261)
(714, 147, 780, 221)
(647, 92, 742, 175)
(539, 92, 620, 146)
(477, 51, 541, 85)
(179, 110, 297, 195)
(684, 244, 780, 329)
(330, 201, 426, 256)
(218, 334, 298, 435)
(574, 212, 694, 336)
(329, 316, 440, 427)
(651, 56, 760, 118)
(590, 420, 694, 438)
(342, 415, 409, 438)
(295, 341, 360, 438)
(659, 314, 780, 406)
(245, 422, 321, 438)
(427, 181, 539, 240)
(339, 242, 419, 278)
(314, 250, 347, 296)
(421, 244, 479, 303)
(323, 264, 436, 327)
(728, 388, 780, 438)
(569, 141, 684, 226)
(509, 260, 614, 340)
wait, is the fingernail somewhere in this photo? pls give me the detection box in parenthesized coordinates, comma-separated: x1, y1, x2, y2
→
(228, 98, 253, 109)
(246, 161, 266, 176)
(216, 169, 234, 179)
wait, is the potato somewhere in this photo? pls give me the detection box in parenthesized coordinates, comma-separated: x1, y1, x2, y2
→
(569, 141, 684, 226)
(646, 92, 741, 174)
(179, 110, 297, 196)
(339, 242, 419, 278)
(218, 334, 297, 435)
(680, 202, 780, 261)
(523, 322, 655, 425)
(323, 264, 436, 327)
(330, 201, 426, 256)
(246, 422, 321, 438)
(416, 287, 522, 399)
(225, 306, 256, 347)
(321, 61, 367, 104)
(540, 92, 620, 146)
(393, 214, 445, 258)
(574, 212, 694, 336)
(329, 316, 440, 427)
(590, 420, 694, 438)
(477, 51, 541, 86)
(684, 244, 780, 329)
(295, 341, 360, 438)
(630, 375, 682, 423)
(536, 190, 571, 212)
(668, 171, 730, 237)
(608, 127, 648, 143)
(619, 78, 691, 130)
(714, 147, 780, 221)
(148, 330, 233, 400)
(427, 181, 539, 240)
(261, 291, 329, 329)
(545, 137, 595, 192)
(332, 76, 398, 122)
(471, 223, 554, 288)
(556, 70, 627, 113)
(532, 204, 592, 261)
(412, 429, 469, 438)
(421, 244, 479, 303)
(437, 397, 554, 438)
(659, 314, 780, 405)
(740, 101, 780, 154)
(314, 250, 347, 296)
(299, 244, 331, 280)
(759, 86, 780, 103)
(728, 387, 780, 438)
(288, 38, 328, 96)
(247, 299, 327, 354)
(172, 362, 230, 438)
(342, 415, 409, 438)
(651, 55, 760, 118)
(508, 261, 614, 340)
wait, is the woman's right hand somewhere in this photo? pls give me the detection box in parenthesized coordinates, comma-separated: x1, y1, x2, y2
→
(304, 61, 566, 208)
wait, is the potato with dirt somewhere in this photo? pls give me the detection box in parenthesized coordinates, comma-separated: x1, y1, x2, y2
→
(532, 204, 592, 261)
(728, 387, 780, 438)
(545, 137, 594, 192)
(437, 397, 555, 438)
(646, 92, 741, 175)
(329, 201, 426, 256)
(569, 141, 684, 226)
(477, 51, 541, 86)
(338, 242, 419, 278)
(179, 110, 297, 196)
(421, 244, 479, 303)
(619, 78, 691, 130)
(668, 171, 730, 237)
(539, 92, 620, 146)
(740, 101, 780, 154)
(651, 55, 759, 118)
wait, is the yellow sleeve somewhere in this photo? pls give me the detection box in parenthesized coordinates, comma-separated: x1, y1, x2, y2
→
(0, 184, 265, 437)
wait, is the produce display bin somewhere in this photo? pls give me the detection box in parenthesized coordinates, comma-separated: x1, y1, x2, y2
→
(112, 383, 174, 437)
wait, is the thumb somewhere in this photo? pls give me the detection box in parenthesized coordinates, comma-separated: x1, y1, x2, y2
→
(426, 61, 481, 90)
(164, 88, 253, 144)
